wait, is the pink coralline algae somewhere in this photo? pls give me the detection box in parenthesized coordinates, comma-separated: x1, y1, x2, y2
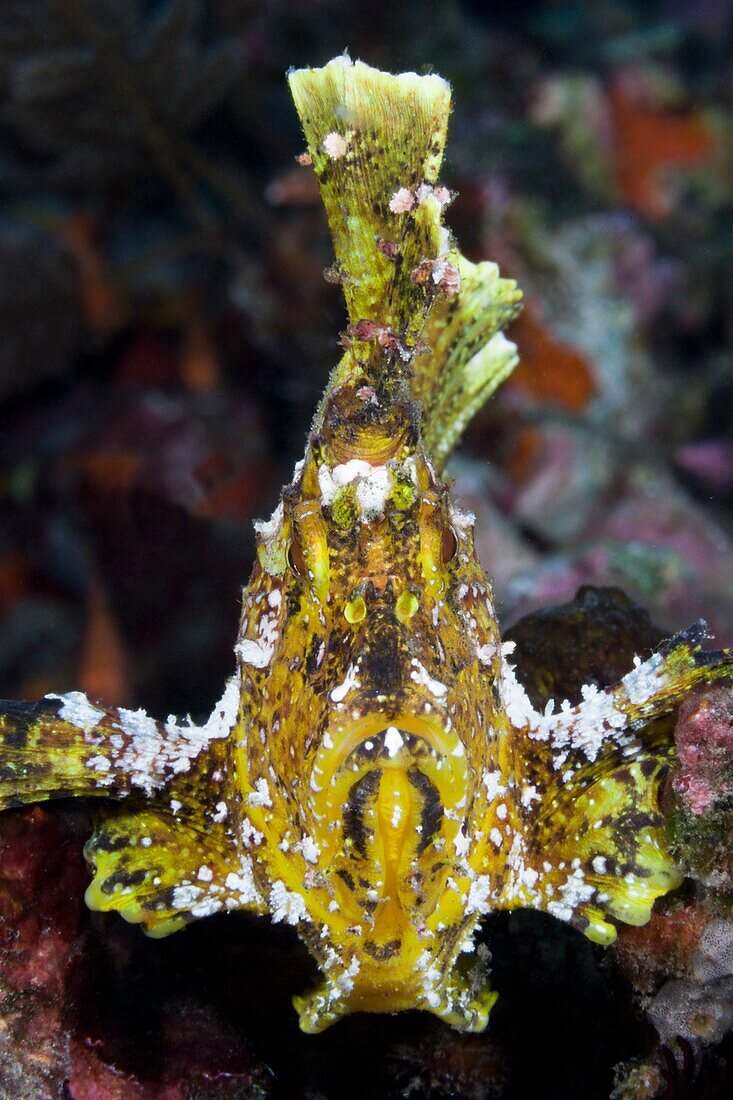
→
(673, 684, 733, 815)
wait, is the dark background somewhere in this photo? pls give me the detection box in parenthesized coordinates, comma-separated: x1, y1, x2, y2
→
(0, 2, 731, 1096)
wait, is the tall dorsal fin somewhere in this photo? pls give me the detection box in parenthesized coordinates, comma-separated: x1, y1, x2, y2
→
(289, 55, 523, 469)
(288, 54, 452, 347)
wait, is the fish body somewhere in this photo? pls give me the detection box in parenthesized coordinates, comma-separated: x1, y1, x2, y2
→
(1, 55, 732, 1033)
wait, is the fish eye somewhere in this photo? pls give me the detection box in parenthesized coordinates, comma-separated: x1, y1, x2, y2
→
(287, 537, 306, 576)
(440, 526, 458, 564)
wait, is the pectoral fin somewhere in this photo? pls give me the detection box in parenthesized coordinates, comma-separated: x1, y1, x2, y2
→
(0, 677, 240, 810)
(85, 806, 265, 937)
(490, 626, 733, 943)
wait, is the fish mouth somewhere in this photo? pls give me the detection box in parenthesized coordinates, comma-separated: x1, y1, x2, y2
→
(308, 700, 469, 856)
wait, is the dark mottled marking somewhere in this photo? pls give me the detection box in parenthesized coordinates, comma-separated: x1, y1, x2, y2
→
(408, 768, 443, 854)
(363, 939, 401, 961)
(100, 868, 148, 895)
(336, 868, 355, 891)
(91, 832, 132, 853)
(0, 722, 28, 750)
(344, 770, 380, 858)
(305, 634, 325, 677)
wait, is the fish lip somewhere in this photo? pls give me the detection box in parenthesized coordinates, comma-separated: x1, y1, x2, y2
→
(312, 690, 459, 790)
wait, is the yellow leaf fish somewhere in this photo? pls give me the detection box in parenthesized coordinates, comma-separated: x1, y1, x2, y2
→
(1, 56, 731, 1033)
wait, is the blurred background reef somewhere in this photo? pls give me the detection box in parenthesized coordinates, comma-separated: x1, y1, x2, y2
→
(0, 1, 731, 1097)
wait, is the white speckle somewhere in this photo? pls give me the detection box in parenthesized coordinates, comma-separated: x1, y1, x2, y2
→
(198, 675, 241, 742)
(197, 865, 214, 882)
(484, 770, 506, 800)
(452, 741, 466, 758)
(490, 828, 503, 849)
(466, 875, 492, 915)
(496, 803, 507, 820)
(47, 691, 106, 733)
(476, 643, 496, 666)
(301, 836, 320, 863)
(335, 955, 361, 995)
(86, 754, 111, 772)
(384, 726, 404, 758)
(268, 588, 282, 609)
(254, 501, 283, 544)
(119, 707, 159, 742)
(322, 131, 349, 159)
(241, 818, 264, 846)
(248, 778, 272, 807)
(270, 880, 308, 925)
(170, 799, 182, 814)
(410, 660, 447, 699)
(521, 785, 540, 808)
(236, 604, 280, 670)
(354, 466, 392, 522)
(449, 505, 475, 534)
(330, 662, 360, 704)
(502, 645, 630, 764)
(431, 258, 461, 297)
(212, 801, 228, 822)
(592, 856, 608, 875)
(622, 651, 665, 705)
(454, 829, 470, 857)
(190, 896, 224, 919)
(389, 187, 414, 213)
(318, 459, 402, 524)
(172, 884, 202, 909)
(140, 836, 152, 848)
(546, 867, 595, 923)
(225, 864, 259, 906)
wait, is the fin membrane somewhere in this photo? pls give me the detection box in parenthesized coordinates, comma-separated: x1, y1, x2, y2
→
(85, 806, 265, 937)
(0, 680, 238, 811)
(289, 54, 452, 345)
(414, 254, 522, 472)
(493, 625, 733, 943)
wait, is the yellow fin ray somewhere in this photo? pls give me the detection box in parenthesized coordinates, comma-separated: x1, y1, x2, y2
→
(0, 678, 241, 812)
(288, 55, 451, 347)
(489, 627, 733, 941)
(414, 253, 522, 472)
(85, 806, 265, 937)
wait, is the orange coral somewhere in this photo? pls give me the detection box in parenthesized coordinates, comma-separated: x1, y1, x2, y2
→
(609, 77, 713, 220)
(508, 305, 596, 411)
